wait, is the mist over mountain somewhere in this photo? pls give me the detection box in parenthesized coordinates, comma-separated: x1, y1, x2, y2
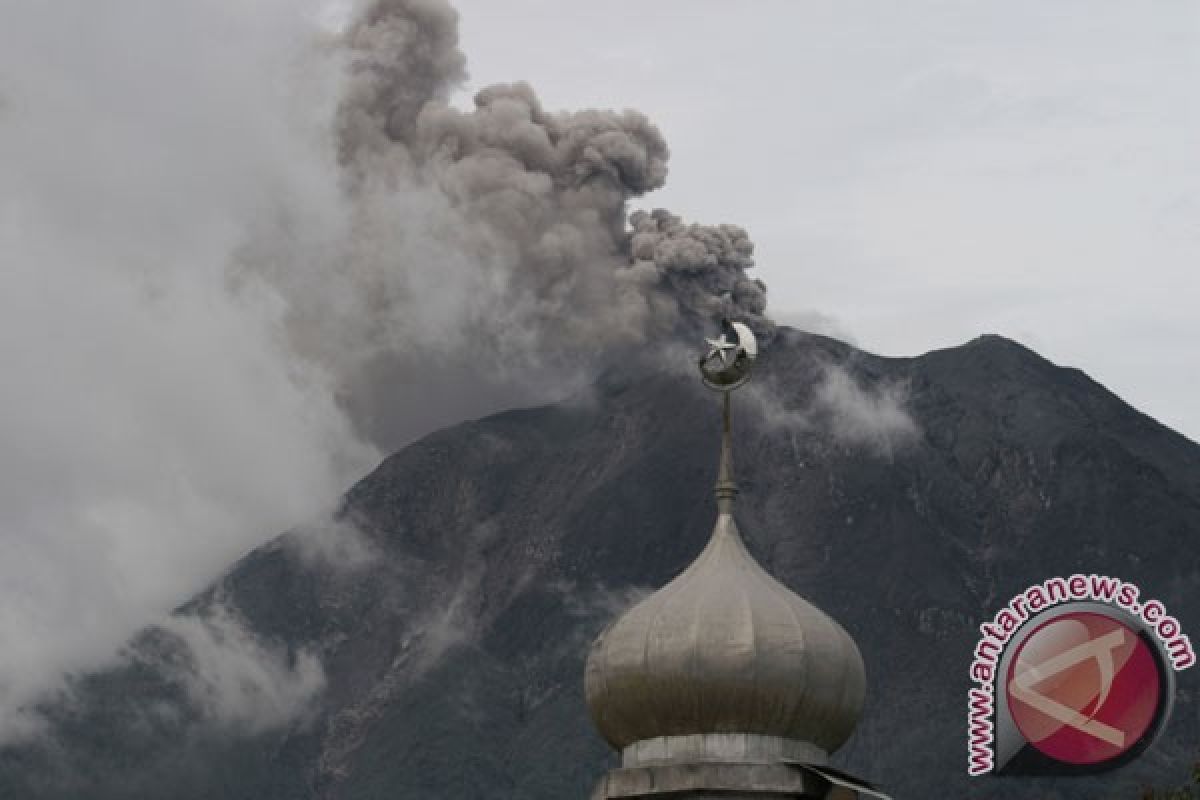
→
(0, 0, 775, 727)
(1, 329, 1196, 800)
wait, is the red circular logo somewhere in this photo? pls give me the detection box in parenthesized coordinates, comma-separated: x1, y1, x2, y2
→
(1005, 611, 1162, 765)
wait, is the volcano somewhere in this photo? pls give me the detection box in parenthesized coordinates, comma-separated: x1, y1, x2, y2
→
(1, 330, 1197, 799)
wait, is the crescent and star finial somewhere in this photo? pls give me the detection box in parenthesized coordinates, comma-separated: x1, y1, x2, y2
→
(698, 319, 757, 391)
(698, 319, 758, 512)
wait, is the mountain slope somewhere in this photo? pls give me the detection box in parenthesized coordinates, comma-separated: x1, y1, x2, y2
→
(2, 330, 1197, 799)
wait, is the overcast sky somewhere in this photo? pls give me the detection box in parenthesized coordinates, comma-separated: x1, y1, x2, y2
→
(452, 0, 1198, 442)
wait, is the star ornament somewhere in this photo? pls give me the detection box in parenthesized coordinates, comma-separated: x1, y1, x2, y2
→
(698, 320, 757, 391)
(704, 334, 738, 367)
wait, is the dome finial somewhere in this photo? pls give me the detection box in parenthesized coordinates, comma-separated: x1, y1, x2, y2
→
(698, 318, 757, 392)
(698, 319, 757, 514)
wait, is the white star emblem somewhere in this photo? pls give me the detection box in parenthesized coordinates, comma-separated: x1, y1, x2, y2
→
(704, 334, 738, 367)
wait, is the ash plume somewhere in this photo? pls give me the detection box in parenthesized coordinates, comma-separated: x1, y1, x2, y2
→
(0, 0, 775, 739)
(242, 0, 772, 447)
(0, 0, 906, 748)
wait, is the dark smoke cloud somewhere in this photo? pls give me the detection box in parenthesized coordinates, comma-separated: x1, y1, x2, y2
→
(241, 0, 772, 447)
(0, 0, 883, 744)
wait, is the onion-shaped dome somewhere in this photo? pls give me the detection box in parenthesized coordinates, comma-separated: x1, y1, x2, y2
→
(584, 508, 865, 755)
(585, 331, 865, 760)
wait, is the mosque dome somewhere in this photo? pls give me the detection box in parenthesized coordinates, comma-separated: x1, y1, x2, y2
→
(584, 509, 865, 756)
(584, 321, 866, 762)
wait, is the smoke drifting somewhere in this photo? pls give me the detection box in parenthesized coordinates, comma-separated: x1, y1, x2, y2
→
(241, 0, 771, 447)
(0, 0, 772, 740)
(157, 605, 326, 733)
(0, 0, 912, 746)
(747, 365, 919, 459)
(0, 0, 373, 742)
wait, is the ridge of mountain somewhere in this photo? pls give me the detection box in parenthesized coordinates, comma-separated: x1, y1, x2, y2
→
(1, 329, 1196, 799)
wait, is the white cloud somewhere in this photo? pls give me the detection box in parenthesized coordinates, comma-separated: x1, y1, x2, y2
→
(747, 365, 919, 458)
(0, 0, 376, 740)
(159, 606, 326, 733)
(812, 367, 919, 456)
(283, 515, 380, 572)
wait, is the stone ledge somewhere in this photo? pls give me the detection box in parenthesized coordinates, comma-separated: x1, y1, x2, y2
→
(622, 733, 827, 768)
(592, 761, 826, 799)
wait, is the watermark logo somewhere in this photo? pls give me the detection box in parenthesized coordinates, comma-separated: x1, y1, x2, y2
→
(1007, 611, 1161, 765)
(967, 575, 1193, 777)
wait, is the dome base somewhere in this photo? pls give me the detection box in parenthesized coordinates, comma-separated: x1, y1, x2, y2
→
(589, 760, 886, 799)
(621, 733, 826, 769)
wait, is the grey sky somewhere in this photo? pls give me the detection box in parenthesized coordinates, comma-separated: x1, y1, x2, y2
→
(452, 0, 1198, 441)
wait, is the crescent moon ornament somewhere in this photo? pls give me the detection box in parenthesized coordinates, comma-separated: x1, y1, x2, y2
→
(698, 319, 757, 391)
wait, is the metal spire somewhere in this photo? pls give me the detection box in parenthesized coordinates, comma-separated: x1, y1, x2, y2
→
(697, 319, 758, 515)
